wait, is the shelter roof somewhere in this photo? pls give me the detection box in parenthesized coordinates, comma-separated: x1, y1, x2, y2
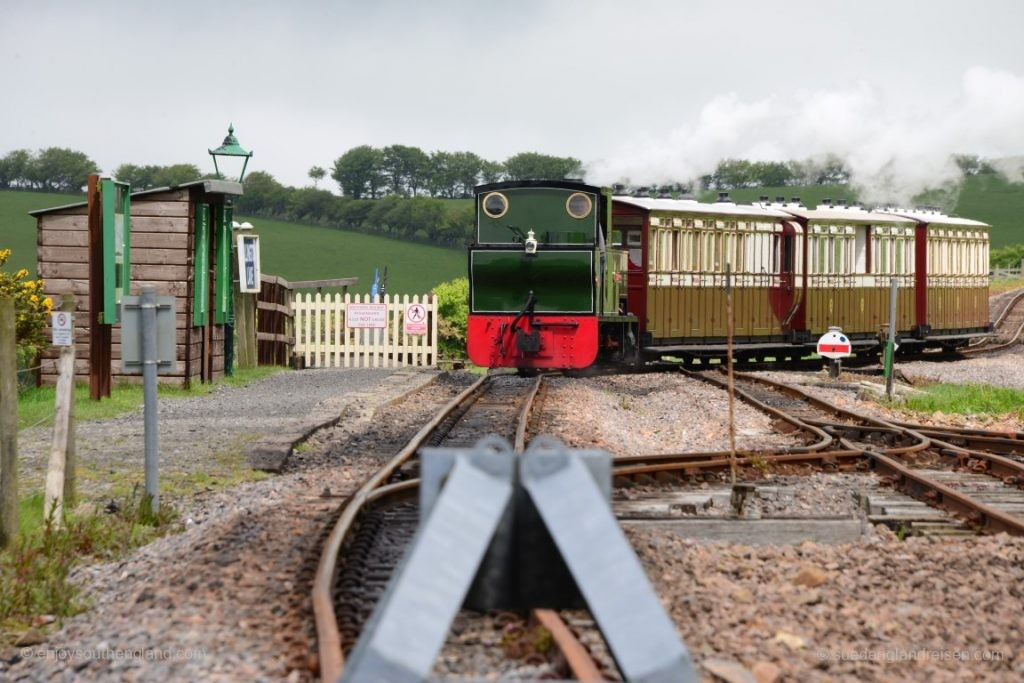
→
(28, 179, 244, 216)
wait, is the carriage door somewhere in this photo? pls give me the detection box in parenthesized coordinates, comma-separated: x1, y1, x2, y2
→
(620, 227, 647, 332)
(769, 221, 798, 332)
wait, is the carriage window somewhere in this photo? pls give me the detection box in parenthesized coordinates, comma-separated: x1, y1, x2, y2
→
(611, 229, 623, 247)
(672, 231, 680, 270)
(855, 227, 868, 273)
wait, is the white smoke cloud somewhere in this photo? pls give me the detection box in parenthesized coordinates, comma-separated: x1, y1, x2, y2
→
(586, 67, 1024, 204)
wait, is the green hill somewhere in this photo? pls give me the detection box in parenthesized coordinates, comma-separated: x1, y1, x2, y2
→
(698, 175, 1024, 248)
(0, 190, 463, 293)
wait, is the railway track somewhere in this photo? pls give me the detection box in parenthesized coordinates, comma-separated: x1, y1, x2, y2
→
(313, 373, 612, 681)
(633, 370, 1024, 537)
(963, 287, 1024, 355)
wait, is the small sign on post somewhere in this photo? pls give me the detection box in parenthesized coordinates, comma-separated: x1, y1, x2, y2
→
(51, 311, 73, 346)
(404, 302, 427, 335)
(817, 326, 852, 379)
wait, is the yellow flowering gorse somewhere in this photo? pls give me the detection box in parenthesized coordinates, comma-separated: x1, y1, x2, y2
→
(0, 248, 51, 349)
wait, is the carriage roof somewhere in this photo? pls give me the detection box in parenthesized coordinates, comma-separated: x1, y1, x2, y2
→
(612, 196, 792, 220)
(875, 208, 990, 229)
(779, 206, 918, 225)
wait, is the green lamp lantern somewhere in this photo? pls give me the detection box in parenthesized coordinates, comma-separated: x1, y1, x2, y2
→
(208, 124, 253, 182)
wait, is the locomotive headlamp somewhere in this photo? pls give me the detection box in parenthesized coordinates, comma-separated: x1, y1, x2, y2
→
(566, 192, 593, 219)
(482, 192, 509, 219)
(524, 230, 538, 255)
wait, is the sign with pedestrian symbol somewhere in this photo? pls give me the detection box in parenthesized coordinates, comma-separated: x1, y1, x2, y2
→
(52, 311, 73, 346)
(816, 326, 852, 359)
(405, 303, 427, 335)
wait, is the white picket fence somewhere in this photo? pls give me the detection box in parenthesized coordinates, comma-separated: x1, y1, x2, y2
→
(293, 292, 438, 368)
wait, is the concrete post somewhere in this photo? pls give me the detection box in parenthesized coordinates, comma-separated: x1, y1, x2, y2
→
(0, 298, 18, 547)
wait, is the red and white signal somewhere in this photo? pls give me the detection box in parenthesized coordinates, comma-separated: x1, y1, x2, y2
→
(816, 327, 852, 359)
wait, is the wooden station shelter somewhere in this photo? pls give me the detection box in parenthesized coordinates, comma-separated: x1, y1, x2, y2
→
(31, 179, 244, 388)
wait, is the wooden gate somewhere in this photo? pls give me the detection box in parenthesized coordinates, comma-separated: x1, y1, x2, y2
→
(256, 275, 294, 366)
(293, 292, 437, 368)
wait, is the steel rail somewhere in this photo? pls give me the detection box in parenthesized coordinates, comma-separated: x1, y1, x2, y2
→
(720, 371, 1024, 535)
(510, 377, 609, 682)
(313, 373, 490, 682)
(532, 609, 605, 682)
(964, 288, 1024, 354)
(847, 438, 1024, 536)
(734, 372, 1024, 483)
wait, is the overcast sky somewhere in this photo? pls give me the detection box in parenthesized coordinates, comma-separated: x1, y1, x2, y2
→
(3, 0, 1024, 197)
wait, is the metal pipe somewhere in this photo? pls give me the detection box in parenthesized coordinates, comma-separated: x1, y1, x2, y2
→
(140, 286, 159, 512)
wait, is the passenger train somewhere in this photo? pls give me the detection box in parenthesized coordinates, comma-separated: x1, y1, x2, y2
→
(466, 180, 991, 369)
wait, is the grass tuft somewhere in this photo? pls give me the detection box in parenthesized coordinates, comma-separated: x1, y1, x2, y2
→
(1, 487, 179, 645)
(903, 383, 1024, 419)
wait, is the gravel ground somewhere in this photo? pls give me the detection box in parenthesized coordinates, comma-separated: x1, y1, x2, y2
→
(15, 368, 428, 508)
(534, 373, 801, 457)
(630, 528, 1024, 682)
(2, 368, 453, 682)
(898, 346, 1024, 390)
(617, 472, 880, 520)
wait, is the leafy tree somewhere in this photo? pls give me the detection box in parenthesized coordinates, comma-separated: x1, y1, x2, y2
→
(381, 145, 430, 196)
(503, 152, 582, 181)
(114, 164, 155, 189)
(427, 151, 460, 198)
(308, 165, 326, 187)
(234, 171, 289, 216)
(152, 163, 201, 187)
(30, 147, 99, 192)
(288, 187, 335, 223)
(0, 150, 31, 189)
(449, 151, 483, 198)
(479, 160, 505, 185)
(331, 145, 385, 199)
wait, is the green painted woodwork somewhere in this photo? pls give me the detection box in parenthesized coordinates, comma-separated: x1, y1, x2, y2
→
(193, 204, 210, 326)
(602, 249, 628, 315)
(471, 250, 594, 313)
(100, 179, 130, 324)
(477, 187, 597, 245)
(214, 205, 232, 323)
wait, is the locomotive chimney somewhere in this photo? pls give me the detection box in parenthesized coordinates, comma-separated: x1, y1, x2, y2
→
(776, 196, 785, 203)
(717, 191, 731, 203)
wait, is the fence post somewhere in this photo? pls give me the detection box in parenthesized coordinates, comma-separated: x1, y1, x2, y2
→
(0, 297, 18, 547)
(44, 295, 77, 526)
(235, 289, 257, 370)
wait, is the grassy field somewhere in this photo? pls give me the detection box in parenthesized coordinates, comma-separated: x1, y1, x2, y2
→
(0, 190, 464, 292)
(698, 175, 1024, 248)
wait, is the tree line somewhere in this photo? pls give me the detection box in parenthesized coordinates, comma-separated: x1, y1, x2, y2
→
(0, 148, 99, 192)
(328, 146, 582, 199)
(236, 171, 474, 247)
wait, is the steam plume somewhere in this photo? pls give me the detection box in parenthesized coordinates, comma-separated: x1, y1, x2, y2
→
(585, 67, 1024, 204)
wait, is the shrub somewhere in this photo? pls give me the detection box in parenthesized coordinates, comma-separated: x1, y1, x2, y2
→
(0, 248, 52, 350)
(433, 277, 468, 357)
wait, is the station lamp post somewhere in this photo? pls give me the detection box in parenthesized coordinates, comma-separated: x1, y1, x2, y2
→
(208, 123, 253, 182)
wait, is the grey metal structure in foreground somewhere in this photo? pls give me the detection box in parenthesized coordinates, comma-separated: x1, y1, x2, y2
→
(340, 437, 697, 683)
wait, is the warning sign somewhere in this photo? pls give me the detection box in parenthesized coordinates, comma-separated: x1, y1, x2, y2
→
(405, 303, 427, 335)
(52, 311, 73, 346)
(346, 303, 387, 329)
(816, 327, 852, 359)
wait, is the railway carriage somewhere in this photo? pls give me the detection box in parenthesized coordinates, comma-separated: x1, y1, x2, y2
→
(466, 180, 992, 369)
